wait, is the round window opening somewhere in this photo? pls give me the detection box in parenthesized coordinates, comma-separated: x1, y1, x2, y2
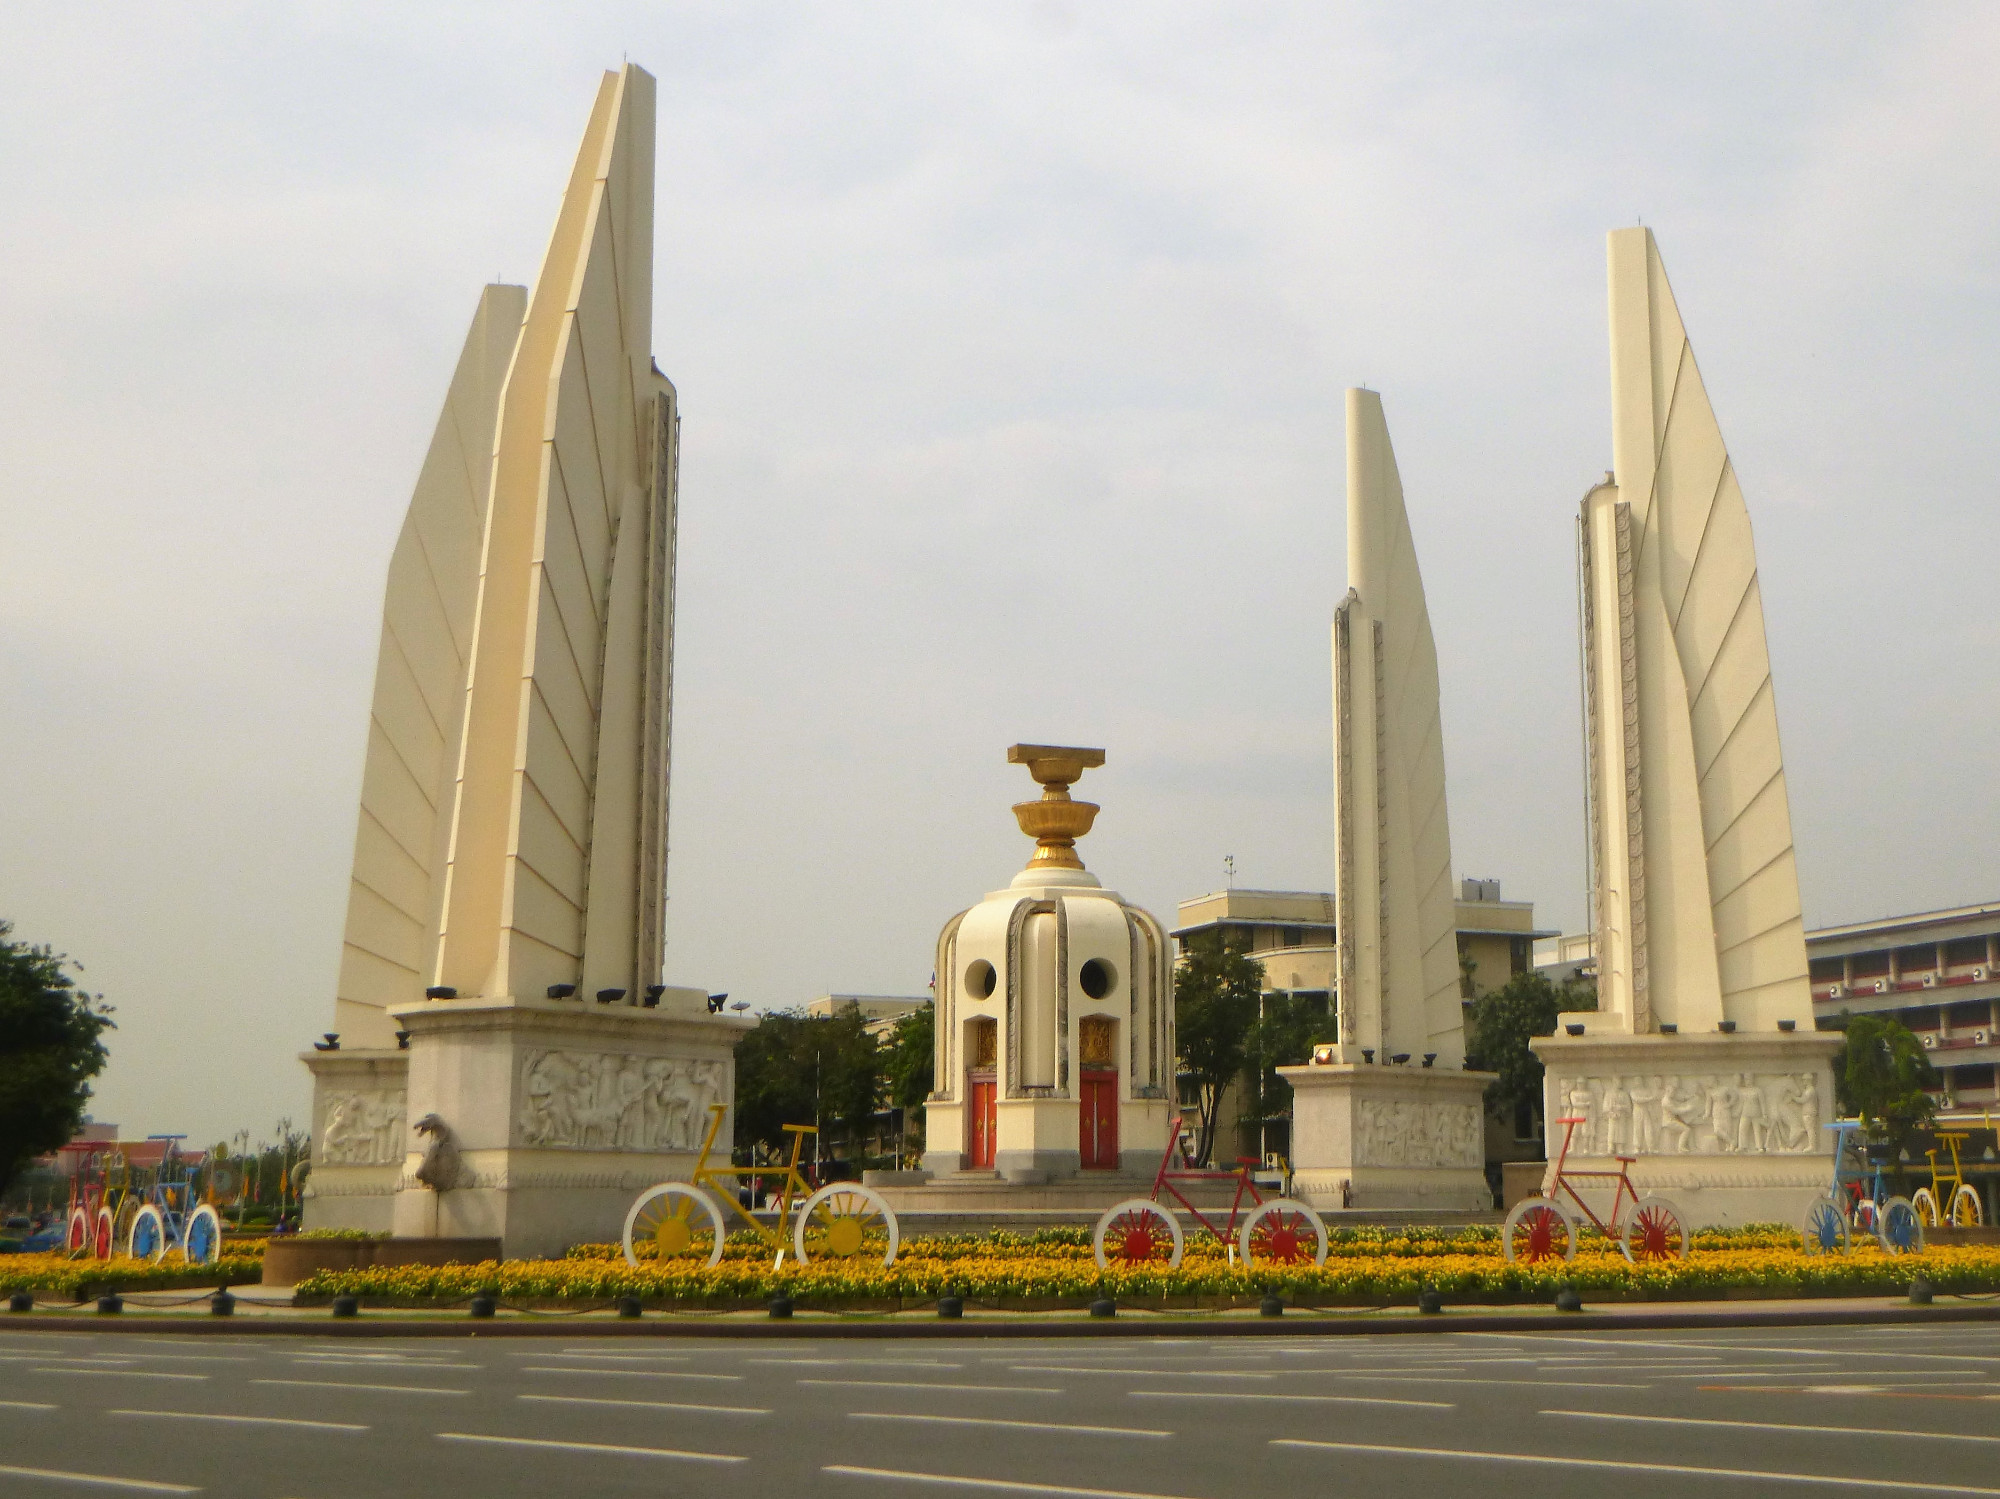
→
(1079, 958, 1116, 1000)
(965, 959, 997, 1000)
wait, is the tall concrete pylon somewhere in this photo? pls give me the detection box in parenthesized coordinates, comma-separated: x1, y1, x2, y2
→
(1576, 227, 1813, 1037)
(1332, 388, 1464, 1066)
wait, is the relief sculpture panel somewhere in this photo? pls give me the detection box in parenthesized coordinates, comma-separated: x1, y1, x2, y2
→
(1355, 1100, 1482, 1169)
(1553, 1071, 1821, 1156)
(319, 1090, 407, 1166)
(519, 1050, 726, 1151)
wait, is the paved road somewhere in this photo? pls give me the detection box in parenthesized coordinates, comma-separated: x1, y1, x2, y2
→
(2, 1322, 1997, 1496)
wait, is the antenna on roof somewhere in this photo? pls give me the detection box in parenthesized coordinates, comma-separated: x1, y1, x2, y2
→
(1224, 854, 1236, 891)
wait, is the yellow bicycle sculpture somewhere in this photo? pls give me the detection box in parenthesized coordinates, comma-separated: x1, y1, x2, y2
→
(1912, 1131, 1985, 1229)
(621, 1104, 900, 1268)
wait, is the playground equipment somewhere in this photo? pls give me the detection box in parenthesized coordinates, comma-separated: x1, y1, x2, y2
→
(125, 1137, 224, 1265)
(1801, 1121, 1922, 1255)
(1502, 1116, 1690, 1264)
(1091, 1126, 1328, 1269)
(621, 1104, 900, 1268)
(1912, 1131, 1984, 1230)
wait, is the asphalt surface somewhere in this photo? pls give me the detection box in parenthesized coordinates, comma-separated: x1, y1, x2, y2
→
(1, 1323, 1997, 1496)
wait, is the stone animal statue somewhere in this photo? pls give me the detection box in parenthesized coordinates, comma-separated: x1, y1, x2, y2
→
(412, 1113, 464, 1192)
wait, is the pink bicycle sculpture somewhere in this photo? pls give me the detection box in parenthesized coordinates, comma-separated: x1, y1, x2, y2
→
(1503, 1115, 1690, 1264)
(1093, 1128, 1328, 1269)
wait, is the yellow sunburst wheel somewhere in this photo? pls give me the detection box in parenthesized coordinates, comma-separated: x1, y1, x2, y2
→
(655, 1216, 694, 1255)
(825, 1215, 866, 1257)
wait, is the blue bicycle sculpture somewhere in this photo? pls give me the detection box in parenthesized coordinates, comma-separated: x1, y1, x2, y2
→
(126, 1136, 224, 1266)
(1801, 1120, 1923, 1256)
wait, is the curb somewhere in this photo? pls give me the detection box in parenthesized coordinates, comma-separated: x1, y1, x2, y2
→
(2, 1300, 1995, 1337)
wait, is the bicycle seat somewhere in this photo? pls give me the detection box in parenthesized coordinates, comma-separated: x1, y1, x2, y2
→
(1614, 1155, 1638, 1165)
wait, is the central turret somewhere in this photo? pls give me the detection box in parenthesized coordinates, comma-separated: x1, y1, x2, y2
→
(1008, 743, 1104, 872)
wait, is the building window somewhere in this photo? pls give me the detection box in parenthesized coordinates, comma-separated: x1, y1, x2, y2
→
(1895, 944, 1939, 975)
(1945, 937, 1988, 967)
(1851, 951, 1890, 979)
(1510, 937, 1529, 976)
(1809, 957, 1844, 982)
(1513, 1096, 1543, 1144)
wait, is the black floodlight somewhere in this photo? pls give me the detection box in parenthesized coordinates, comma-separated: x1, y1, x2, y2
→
(547, 983, 576, 999)
(1565, 1023, 1586, 1036)
(1422, 1053, 1437, 1068)
(643, 984, 666, 1008)
(1718, 1019, 1737, 1034)
(1360, 1048, 1375, 1064)
(1390, 1053, 1411, 1065)
(313, 1033, 340, 1052)
(1778, 1018, 1797, 1032)
(394, 1030, 411, 1051)
(596, 988, 626, 1005)
(707, 992, 729, 1014)
(1660, 1023, 1678, 1034)
(425, 986, 457, 1000)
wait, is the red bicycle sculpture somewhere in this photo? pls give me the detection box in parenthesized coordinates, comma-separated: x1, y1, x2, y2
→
(1093, 1129, 1328, 1268)
(1503, 1115, 1689, 1264)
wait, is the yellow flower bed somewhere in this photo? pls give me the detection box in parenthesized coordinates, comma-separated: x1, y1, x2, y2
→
(294, 1229, 2000, 1310)
(0, 1252, 265, 1298)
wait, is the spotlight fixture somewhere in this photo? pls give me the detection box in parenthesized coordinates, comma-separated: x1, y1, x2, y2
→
(546, 983, 576, 1000)
(1390, 1053, 1410, 1065)
(1659, 1023, 1678, 1035)
(643, 984, 665, 1009)
(1422, 1053, 1436, 1068)
(1777, 1018, 1796, 1032)
(425, 986, 457, 1000)
(1311, 1043, 1336, 1065)
(1717, 1019, 1737, 1034)
(313, 1033, 340, 1052)
(1360, 1048, 1375, 1064)
(706, 993, 729, 1014)
(596, 988, 626, 1005)
(1565, 1023, 1585, 1036)
(394, 1030, 411, 1051)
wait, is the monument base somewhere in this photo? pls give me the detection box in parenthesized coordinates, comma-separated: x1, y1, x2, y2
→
(1279, 1058, 1496, 1211)
(1530, 1029, 1842, 1228)
(303, 990, 753, 1259)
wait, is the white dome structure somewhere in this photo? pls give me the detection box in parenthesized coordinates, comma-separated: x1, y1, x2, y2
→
(921, 746, 1174, 1184)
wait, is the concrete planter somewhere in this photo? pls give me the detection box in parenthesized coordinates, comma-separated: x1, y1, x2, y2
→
(263, 1237, 503, 1285)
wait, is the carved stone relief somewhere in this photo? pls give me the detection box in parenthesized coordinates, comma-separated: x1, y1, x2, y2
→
(1552, 1071, 1821, 1156)
(1354, 1100, 1482, 1169)
(318, 1089, 406, 1166)
(519, 1050, 725, 1151)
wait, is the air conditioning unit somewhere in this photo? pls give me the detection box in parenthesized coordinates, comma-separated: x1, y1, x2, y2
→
(1975, 967, 1989, 982)
(1824, 983, 1845, 1000)
(1920, 1034, 1937, 1049)
(1872, 980, 1889, 994)
(1975, 1029, 1991, 1046)
(1922, 973, 1939, 988)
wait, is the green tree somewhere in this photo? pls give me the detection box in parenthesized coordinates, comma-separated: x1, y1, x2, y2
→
(1464, 971, 1596, 1138)
(0, 922, 115, 1201)
(1834, 1013, 1937, 1147)
(1243, 990, 1335, 1153)
(731, 1008, 881, 1166)
(883, 1002, 935, 1162)
(1174, 936, 1263, 1165)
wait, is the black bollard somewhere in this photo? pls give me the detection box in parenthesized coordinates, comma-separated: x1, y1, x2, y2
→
(211, 1290, 235, 1317)
(7, 1292, 32, 1314)
(1418, 1290, 1443, 1315)
(468, 1294, 497, 1319)
(1908, 1277, 1934, 1306)
(768, 1294, 794, 1320)
(331, 1294, 360, 1318)
(96, 1294, 122, 1315)
(1089, 1297, 1117, 1319)
(1554, 1288, 1583, 1313)
(937, 1295, 964, 1319)
(615, 1296, 643, 1319)
(1259, 1295, 1284, 1318)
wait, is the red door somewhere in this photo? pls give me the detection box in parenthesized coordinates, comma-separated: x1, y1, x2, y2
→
(1080, 1068, 1119, 1169)
(967, 1070, 997, 1170)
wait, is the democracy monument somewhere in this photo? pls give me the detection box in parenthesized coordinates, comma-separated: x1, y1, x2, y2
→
(295, 57, 1841, 1255)
(302, 64, 750, 1258)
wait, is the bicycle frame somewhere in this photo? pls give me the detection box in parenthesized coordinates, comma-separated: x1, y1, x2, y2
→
(1544, 1116, 1640, 1238)
(1150, 1128, 1268, 1252)
(685, 1104, 817, 1256)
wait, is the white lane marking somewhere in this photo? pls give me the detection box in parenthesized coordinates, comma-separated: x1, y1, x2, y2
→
(1330, 1375, 1648, 1390)
(108, 1409, 366, 1433)
(289, 1356, 480, 1370)
(1546, 1409, 2000, 1445)
(800, 1380, 1062, 1394)
(749, 1358, 964, 1368)
(851, 1412, 1169, 1439)
(1474, 1333, 2000, 1367)
(252, 1379, 470, 1396)
(1006, 1366, 1269, 1380)
(0, 1463, 197, 1494)
(0, 1399, 57, 1410)
(1667, 1370, 1992, 1382)
(506, 1351, 691, 1361)
(824, 1466, 1200, 1498)
(437, 1433, 744, 1464)
(1269, 1438, 2000, 1494)
(31, 1369, 206, 1382)
(519, 1394, 770, 1416)
(1131, 1390, 1450, 1409)
(1, 1357, 136, 1366)
(519, 1366, 741, 1381)
(90, 1354, 254, 1364)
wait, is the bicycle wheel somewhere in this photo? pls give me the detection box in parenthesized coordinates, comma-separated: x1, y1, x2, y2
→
(1800, 1196, 1849, 1255)
(1239, 1199, 1328, 1268)
(129, 1204, 167, 1262)
(1093, 1200, 1183, 1268)
(1911, 1188, 1940, 1228)
(1503, 1196, 1577, 1264)
(94, 1207, 115, 1260)
(622, 1183, 725, 1268)
(1623, 1195, 1689, 1262)
(794, 1182, 900, 1266)
(181, 1204, 223, 1266)
(1950, 1185, 1984, 1228)
(1877, 1196, 1925, 1256)
(66, 1208, 90, 1257)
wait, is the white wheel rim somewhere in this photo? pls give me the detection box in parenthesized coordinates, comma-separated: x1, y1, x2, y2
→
(1504, 1197, 1575, 1264)
(1626, 1196, 1687, 1261)
(1952, 1186, 1983, 1226)
(131, 1206, 165, 1262)
(793, 1183, 900, 1266)
(621, 1184, 724, 1269)
(1092, 1199, 1183, 1269)
(1239, 1199, 1327, 1267)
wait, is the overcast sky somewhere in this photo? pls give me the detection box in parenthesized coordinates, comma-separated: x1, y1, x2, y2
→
(3, 4, 1995, 1147)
